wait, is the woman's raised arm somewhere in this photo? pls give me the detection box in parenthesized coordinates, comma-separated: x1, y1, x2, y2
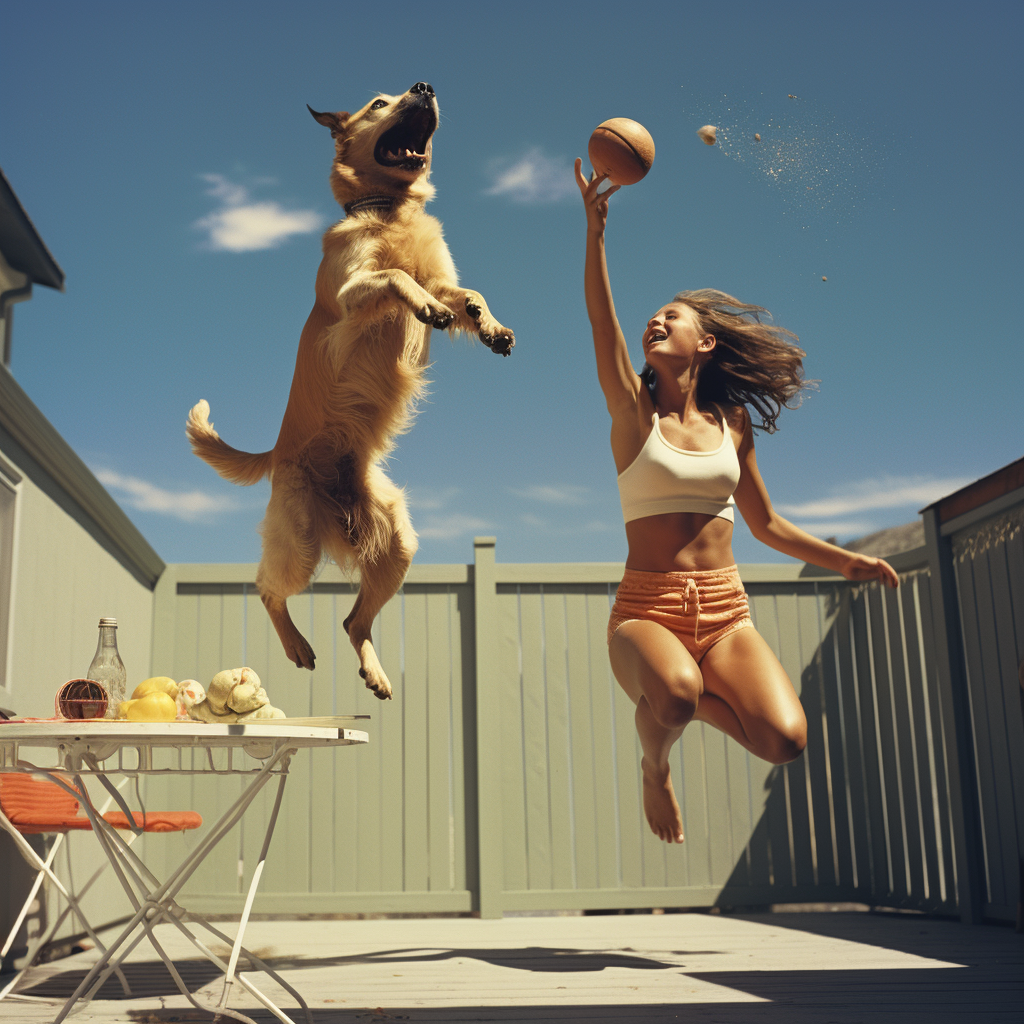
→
(576, 159, 640, 415)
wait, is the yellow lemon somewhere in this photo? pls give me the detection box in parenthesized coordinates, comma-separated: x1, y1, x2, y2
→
(131, 677, 179, 701)
(116, 701, 133, 719)
(126, 691, 177, 722)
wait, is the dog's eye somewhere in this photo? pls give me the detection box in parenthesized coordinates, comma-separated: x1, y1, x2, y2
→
(370, 99, 387, 111)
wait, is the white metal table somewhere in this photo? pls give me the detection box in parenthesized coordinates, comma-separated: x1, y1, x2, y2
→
(0, 720, 368, 1024)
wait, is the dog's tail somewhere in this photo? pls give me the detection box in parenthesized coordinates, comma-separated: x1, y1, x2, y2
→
(186, 400, 273, 485)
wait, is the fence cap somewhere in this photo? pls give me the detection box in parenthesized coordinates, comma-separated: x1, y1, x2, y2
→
(921, 455, 1024, 523)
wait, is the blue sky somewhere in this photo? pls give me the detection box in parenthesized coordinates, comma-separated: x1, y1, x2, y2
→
(3, 1, 1021, 567)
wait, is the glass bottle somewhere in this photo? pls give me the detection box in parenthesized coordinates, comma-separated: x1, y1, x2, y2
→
(87, 617, 126, 718)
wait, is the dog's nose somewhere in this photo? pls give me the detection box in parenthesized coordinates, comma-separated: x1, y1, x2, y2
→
(411, 82, 434, 97)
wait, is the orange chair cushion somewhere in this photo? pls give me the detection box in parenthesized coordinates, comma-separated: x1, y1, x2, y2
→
(103, 811, 203, 832)
(0, 773, 202, 833)
(0, 773, 91, 833)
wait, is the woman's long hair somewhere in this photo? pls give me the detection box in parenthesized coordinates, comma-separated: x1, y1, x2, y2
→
(640, 289, 814, 433)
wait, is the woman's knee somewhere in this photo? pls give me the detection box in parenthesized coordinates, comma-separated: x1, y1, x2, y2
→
(647, 673, 701, 729)
(763, 715, 808, 764)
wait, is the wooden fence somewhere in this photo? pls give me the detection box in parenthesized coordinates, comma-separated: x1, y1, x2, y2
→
(926, 477, 1024, 925)
(141, 523, 1020, 921)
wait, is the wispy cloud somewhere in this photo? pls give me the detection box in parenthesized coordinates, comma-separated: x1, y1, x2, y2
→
(416, 513, 492, 541)
(776, 475, 972, 519)
(519, 513, 612, 534)
(407, 486, 461, 512)
(484, 148, 576, 203)
(786, 520, 878, 539)
(509, 484, 590, 505)
(194, 174, 323, 252)
(95, 469, 242, 522)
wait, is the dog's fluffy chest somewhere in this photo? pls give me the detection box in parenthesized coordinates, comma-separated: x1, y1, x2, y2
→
(330, 209, 455, 291)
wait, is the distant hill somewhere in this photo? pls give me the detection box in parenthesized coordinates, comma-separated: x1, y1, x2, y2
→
(842, 520, 924, 557)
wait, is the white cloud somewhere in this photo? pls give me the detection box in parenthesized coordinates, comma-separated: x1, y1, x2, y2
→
(195, 173, 323, 252)
(484, 148, 576, 203)
(200, 173, 249, 206)
(95, 469, 242, 522)
(416, 514, 492, 541)
(407, 486, 460, 511)
(787, 520, 878, 539)
(510, 484, 589, 505)
(519, 513, 612, 535)
(776, 475, 973, 519)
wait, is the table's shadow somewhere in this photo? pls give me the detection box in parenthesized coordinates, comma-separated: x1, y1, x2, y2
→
(22, 957, 224, 999)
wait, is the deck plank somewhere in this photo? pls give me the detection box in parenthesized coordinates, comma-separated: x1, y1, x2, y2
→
(7, 911, 1020, 1023)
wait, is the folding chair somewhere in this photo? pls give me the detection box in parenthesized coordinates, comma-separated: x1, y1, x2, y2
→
(0, 771, 202, 1003)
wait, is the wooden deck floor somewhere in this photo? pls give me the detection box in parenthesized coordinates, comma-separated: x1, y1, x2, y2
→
(2, 911, 1020, 1022)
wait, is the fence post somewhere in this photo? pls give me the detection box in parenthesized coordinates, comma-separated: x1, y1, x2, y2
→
(472, 537, 503, 919)
(922, 507, 985, 924)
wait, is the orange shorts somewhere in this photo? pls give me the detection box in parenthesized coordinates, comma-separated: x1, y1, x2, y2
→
(607, 565, 753, 662)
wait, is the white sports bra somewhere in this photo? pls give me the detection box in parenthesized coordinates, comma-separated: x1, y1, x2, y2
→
(617, 405, 740, 524)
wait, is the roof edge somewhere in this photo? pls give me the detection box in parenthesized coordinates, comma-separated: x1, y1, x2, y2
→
(0, 167, 65, 291)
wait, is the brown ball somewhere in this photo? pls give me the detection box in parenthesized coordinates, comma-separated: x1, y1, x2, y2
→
(588, 118, 655, 186)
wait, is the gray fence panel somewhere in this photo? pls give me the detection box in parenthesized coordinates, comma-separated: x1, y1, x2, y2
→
(915, 572, 958, 907)
(150, 548, 980, 918)
(951, 504, 1024, 922)
(150, 572, 473, 914)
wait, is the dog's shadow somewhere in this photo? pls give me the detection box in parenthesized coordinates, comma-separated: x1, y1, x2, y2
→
(254, 944, 722, 974)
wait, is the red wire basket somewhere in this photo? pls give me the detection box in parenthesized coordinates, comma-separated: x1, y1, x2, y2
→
(55, 679, 109, 720)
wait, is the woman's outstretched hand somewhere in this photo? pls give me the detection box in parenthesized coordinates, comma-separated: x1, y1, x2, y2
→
(841, 553, 900, 589)
(575, 157, 619, 232)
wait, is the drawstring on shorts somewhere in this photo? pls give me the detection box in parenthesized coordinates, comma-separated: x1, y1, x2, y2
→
(682, 578, 701, 643)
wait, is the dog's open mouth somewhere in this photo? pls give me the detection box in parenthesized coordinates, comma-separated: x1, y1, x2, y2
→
(374, 105, 436, 170)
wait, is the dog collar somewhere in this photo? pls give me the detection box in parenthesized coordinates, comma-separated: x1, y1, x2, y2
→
(344, 194, 397, 216)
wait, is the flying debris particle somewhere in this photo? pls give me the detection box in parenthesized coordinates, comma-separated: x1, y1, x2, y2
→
(788, 94, 798, 99)
(690, 91, 882, 222)
(822, 276, 827, 281)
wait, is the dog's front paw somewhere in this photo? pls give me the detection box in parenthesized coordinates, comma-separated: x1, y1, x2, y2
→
(481, 326, 515, 357)
(415, 302, 456, 330)
(465, 297, 514, 356)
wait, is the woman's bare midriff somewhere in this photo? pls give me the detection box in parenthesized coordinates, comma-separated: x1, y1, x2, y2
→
(624, 511, 736, 573)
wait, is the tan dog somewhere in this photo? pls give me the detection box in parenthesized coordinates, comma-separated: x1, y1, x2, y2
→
(187, 82, 513, 700)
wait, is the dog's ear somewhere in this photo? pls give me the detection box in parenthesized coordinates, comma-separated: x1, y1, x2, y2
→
(307, 105, 350, 138)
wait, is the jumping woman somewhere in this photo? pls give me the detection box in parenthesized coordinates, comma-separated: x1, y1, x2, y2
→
(576, 161, 899, 844)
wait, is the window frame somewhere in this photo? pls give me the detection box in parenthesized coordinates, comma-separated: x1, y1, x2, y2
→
(0, 453, 22, 703)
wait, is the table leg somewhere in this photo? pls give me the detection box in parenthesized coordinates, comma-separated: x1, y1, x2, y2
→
(198, 918, 313, 1023)
(219, 770, 286, 1008)
(46, 748, 310, 1024)
(79, 782, 311, 1024)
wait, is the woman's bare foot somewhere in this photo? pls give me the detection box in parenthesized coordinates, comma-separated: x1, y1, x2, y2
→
(641, 757, 684, 843)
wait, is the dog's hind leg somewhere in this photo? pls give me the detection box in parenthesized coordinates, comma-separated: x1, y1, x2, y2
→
(256, 464, 321, 670)
(326, 468, 417, 700)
